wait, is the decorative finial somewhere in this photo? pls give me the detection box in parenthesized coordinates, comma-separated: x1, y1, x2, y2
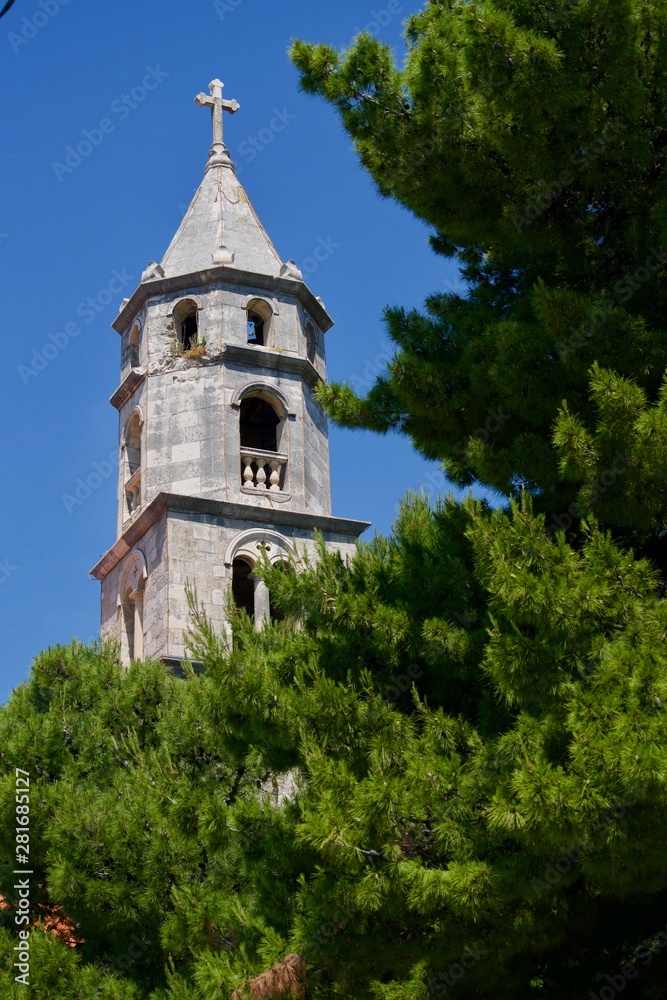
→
(194, 79, 240, 170)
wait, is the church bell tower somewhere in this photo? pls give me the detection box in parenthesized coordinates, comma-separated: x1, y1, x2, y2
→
(91, 79, 369, 665)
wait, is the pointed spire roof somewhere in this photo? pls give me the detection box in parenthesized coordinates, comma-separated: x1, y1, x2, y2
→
(158, 80, 284, 279)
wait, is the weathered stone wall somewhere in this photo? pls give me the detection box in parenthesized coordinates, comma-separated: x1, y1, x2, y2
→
(164, 509, 359, 660)
(99, 514, 168, 660)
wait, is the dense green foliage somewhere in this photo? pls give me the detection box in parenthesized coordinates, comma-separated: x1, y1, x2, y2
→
(2, 1, 667, 997)
(293, 0, 667, 551)
(1, 508, 666, 998)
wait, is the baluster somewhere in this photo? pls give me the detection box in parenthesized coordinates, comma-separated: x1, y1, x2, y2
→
(242, 455, 255, 488)
(256, 461, 267, 490)
(268, 459, 281, 492)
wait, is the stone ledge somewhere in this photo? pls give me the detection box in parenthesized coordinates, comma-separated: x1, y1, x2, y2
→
(223, 344, 321, 386)
(90, 492, 370, 581)
(110, 368, 147, 411)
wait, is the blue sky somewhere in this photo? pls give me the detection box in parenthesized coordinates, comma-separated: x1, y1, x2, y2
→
(0, 0, 468, 701)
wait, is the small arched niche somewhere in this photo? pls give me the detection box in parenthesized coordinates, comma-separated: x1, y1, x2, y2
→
(128, 323, 141, 369)
(173, 299, 199, 352)
(246, 299, 273, 347)
(119, 550, 147, 664)
(123, 411, 143, 517)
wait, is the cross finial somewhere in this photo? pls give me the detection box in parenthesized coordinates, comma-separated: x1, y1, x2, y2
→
(194, 79, 240, 167)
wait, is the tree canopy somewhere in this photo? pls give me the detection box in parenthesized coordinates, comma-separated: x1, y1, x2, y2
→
(293, 0, 667, 552)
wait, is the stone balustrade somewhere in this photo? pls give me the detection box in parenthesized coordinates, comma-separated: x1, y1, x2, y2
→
(241, 448, 288, 493)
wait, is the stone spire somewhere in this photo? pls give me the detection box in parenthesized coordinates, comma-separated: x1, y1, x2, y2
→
(157, 79, 284, 279)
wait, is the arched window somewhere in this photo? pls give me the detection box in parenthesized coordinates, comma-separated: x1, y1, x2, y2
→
(232, 558, 255, 617)
(124, 412, 142, 517)
(236, 389, 289, 494)
(240, 397, 279, 453)
(306, 322, 317, 365)
(225, 530, 295, 630)
(246, 299, 273, 347)
(173, 299, 199, 352)
(128, 323, 141, 369)
(120, 551, 147, 664)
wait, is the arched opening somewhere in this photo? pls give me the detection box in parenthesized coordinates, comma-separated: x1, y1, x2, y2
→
(124, 413, 142, 517)
(129, 324, 141, 368)
(247, 312, 264, 346)
(173, 299, 199, 352)
(240, 397, 279, 452)
(232, 558, 255, 617)
(237, 389, 288, 493)
(246, 299, 273, 347)
(306, 322, 317, 365)
(120, 551, 147, 664)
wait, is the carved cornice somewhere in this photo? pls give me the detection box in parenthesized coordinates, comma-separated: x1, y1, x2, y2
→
(90, 494, 168, 581)
(109, 368, 147, 411)
(90, 492, 370, 581)
(223, 344, 321, 387)
(112, 265, 333, 336)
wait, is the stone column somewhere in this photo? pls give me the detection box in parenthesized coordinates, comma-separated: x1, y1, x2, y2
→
(130, 588, 145, 660)
(253, 576, 270, 629)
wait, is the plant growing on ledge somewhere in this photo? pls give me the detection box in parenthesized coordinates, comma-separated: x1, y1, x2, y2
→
(182, 342, 207, 361)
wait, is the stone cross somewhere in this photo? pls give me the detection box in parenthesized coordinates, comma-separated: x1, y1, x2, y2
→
(195, 78, 240, 148)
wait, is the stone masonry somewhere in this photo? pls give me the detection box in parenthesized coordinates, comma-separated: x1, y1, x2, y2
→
(91, 79, 369, 664)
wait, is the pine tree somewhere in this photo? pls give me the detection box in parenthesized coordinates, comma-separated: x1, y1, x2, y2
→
(291, 0, 667, 554)
(2, 2, 667, 998)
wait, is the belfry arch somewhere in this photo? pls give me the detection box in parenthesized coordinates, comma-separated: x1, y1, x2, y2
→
(119, 550, 148, 664)
(225, 529, 296, 628)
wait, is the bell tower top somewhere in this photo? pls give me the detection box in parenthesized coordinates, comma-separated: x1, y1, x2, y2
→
(92, 77, 370, 665)
(194, 78, 240, 172)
